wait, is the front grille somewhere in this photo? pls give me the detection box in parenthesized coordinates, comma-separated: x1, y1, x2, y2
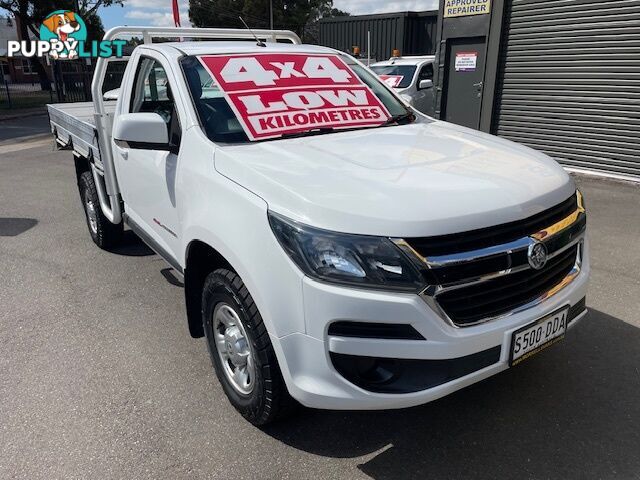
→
(436, 244, 578, 325)
(403, 192, 585, 327)
(407, 194, 577, 257)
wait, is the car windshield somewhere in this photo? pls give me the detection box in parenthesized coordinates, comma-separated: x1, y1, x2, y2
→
(180, 54, 414, 144)
(370, 65, 416, 88)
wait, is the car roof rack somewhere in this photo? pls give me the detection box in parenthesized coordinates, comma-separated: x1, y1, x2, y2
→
(101, 26, 302, 46)
(90, 27, 301, 225)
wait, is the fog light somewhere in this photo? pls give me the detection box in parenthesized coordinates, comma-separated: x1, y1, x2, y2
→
(353, 357, 397, 384)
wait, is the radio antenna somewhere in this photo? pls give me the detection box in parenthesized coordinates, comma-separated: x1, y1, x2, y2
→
(239, 17, 266, 47)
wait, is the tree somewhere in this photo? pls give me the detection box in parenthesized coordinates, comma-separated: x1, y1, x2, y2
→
(0, 0, 122, 90)
(323, 7, 349, 17)
(189, 0, 246, 29)
(189, 0, 350, 43)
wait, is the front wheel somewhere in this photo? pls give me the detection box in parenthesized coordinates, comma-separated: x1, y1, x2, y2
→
(202, 268, 296, 425)
(78, 171, 123, 249)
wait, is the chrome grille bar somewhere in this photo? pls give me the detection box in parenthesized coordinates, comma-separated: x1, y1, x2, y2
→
(393, 191, 586, 327)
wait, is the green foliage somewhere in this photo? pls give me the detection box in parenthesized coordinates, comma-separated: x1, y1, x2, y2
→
(0, 0, 121, 40)
(189, 0, 350, 43)
(0, 0, 122, 90)
(82, 9, 106, 42)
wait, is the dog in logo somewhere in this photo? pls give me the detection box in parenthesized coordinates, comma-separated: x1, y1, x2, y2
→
(41, 11, 80, 59)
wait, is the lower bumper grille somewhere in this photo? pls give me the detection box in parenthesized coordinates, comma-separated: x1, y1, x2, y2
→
(327, 321, 425, 340)
(567, 297, 587, 325)
(330, 346, 501, 394)
(437, 244, 579, 326)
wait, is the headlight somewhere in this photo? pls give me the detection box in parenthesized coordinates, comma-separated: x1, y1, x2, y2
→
(268, 212, 426, 292)
(577, 189, 585, 211)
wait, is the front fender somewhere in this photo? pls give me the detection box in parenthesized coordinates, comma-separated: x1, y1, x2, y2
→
(180, 173, 306, 340)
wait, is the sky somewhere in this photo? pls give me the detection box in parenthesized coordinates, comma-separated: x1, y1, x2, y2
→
(99, 0, 440, 29)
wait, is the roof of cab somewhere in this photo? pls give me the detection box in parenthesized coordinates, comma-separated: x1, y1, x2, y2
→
(147, 41, 340, 56)
(371, 56, 435, 67)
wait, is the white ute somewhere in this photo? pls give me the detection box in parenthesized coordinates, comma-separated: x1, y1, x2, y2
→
(48, 27, 589, 425)
(370, 55, 436, 115)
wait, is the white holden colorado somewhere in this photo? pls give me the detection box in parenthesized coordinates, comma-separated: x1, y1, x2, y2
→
(48, 27, 589, 425)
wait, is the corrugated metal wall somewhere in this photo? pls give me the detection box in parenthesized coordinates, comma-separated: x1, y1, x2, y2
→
(319, 12, 437, 62)
(404, 14, 439, 56)
(492, 0, 640, 178)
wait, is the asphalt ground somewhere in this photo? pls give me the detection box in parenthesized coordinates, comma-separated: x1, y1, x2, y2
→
(1, 126, 639, 479)
(0, 114, 50, 141)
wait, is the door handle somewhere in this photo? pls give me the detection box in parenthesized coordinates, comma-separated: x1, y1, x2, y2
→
(473, 81, 484, 89)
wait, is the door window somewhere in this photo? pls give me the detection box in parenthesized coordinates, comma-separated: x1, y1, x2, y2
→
(130, 56, 181, 149)
(418, 63, 433, 81)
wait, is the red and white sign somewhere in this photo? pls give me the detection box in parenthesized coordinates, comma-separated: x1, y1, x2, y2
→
(455, 52, 478, 72)
(198, 53, 391, 140)
(379, 75, 404, 88)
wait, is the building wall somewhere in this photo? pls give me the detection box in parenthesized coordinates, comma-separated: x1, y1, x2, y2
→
(319, 11, 438, 62)
(0, 16, 53, 84)
(431, 0, 640, 179)
(491, 0, 640, 179)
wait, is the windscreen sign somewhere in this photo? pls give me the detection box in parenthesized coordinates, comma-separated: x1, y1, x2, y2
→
(379, 75, 404, 88)
(198, 53, 391, 140)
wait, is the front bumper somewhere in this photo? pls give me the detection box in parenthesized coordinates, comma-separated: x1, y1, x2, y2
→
(271, 240, 590, 410)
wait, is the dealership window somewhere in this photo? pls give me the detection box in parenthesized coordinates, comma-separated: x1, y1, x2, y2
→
(19, 59, 35, 74)
(1, 60, 9, 76)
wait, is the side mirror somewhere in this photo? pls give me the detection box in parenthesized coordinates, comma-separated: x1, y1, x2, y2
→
(419, 79, 433, 90)
(113, 112, 170, 150)
(103, 88, 120, 101)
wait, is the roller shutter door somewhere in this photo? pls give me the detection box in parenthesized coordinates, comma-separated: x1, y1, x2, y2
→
(492, 0, 640, 178)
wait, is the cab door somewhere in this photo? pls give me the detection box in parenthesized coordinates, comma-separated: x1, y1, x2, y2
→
(113, 53, 183, 264)
(411, 62, 435, 116)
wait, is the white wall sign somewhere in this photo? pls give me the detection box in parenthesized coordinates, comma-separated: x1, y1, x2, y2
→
(455, 52, 478, 72)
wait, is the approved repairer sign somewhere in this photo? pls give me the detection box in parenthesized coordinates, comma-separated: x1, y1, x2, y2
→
(444, 0, 491, 18)
(198, 53, 391, 140)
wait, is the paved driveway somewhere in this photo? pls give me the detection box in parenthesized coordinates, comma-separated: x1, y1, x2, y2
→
(0, 113, 50, 141)
(1, 133, 639, 479)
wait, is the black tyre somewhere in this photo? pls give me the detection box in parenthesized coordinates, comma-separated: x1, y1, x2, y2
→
(202, 268, 296, 425)
(78, 171, 123, 249)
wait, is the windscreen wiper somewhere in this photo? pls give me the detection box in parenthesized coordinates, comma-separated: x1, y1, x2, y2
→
(278, 128, 335, 140)
(380, 112, 416, 127)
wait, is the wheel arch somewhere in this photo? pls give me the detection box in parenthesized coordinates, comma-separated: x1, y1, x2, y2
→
(184, 239, 234, 338)
(73, 152, 91, 185)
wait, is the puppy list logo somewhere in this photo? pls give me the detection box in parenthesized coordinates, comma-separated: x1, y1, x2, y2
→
(39, 10, 86, 60)
(7, 10, 125, 60)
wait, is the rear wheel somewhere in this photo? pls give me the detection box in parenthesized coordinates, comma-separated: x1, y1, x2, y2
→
(202, 268, 297, 425)
(78, 171, 123, 249)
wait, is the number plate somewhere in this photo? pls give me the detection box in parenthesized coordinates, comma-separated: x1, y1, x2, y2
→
(510, 307, 569, 366)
